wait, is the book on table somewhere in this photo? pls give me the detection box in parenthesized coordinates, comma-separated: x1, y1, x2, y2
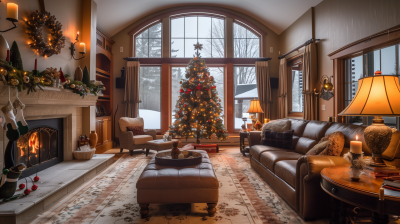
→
(383, 176, 400, 188)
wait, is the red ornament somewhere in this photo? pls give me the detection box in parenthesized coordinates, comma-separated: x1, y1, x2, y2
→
(179, 89, 184, 93)
(31, 185, 38, 191)
(19, 183, 25, 189)
(24, 189, 31, 195)
(185, 91, 190, 94)
(184, 104, 187, 107)
(187, 88, 192, 92)
(34, 176, 39, 182)
(211, 86, 216, 89)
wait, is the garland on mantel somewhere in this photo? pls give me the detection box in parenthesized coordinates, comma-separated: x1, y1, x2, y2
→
(0, 60, 102, 98)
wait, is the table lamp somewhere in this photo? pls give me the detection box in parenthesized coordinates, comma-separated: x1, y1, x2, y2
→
(247, 99, 264, 130)
(338, 71, 400, 166)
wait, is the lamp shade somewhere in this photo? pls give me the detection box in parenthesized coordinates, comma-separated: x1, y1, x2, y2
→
(339, 73, 400, 116)
(247, 99, 264, 113)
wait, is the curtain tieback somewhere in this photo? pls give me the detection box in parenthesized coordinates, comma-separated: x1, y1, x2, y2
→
(302, 91, 314, 95)
(122, 100, 142, 104)
(278, 94, 286, 98)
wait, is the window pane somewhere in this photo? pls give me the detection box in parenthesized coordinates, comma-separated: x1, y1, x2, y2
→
(199, 39, 212, 57)
(185, 39, 198, 58)
(233, 23, 246, 38)
(374, 50, 380, 73)
(381, 45, 396, 75)
(291, 69, 303, 112)
(209, 67, 224, 118)
(149, 23, 162, 38)
(234, 66, 256, 129)
(137, 29, 148, 39)
(212, 18, 224, 38)
(149, 39, 161, 57)
(171, 39, 184, 58)
(246, 38, 259, 58)
(139, 67, 161, 129)
(234, 39, 246, 58)
(135, 38, 148, 58)
(212, 39, 224, 58)
(247, 29, 258, 39)
(185, 17, 197, 38)
(171, 18, 184, 38)
(198, 17, 211, 38)
(171, 67, 186, 124)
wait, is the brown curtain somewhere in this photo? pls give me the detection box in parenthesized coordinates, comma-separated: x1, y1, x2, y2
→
(256, 61, 271, 120)
(278, 58, 287, 119)
(302, 42, 318, 120)
(123, 61, 140, 118)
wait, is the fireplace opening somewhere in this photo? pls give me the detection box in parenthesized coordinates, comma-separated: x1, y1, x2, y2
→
(14, 118, 63, 177)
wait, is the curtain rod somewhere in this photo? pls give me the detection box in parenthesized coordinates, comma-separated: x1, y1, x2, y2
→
(123, 57, 139, 61)
(256, 58, 272, 61)
(278, 38, 320, 59)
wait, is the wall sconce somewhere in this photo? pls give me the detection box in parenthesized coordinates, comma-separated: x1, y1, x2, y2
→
(0, 2, 19, 33)
(320, 75, 334, 100)
(70, 32, 86, 60)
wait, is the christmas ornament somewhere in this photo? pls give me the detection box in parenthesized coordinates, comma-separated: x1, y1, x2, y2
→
(70, 84, 75, 88)
(179, 88, 184, 93)
(34, 77, 40, 84)
(10, 79, 19, 86)
(31, 185, 38, 191)
(175, 114, 179, 118)
(19, 183, 25, 189)
(0, 69, 7, 76)
(85, 88, 90, 93)
(23, 76, 30, 83)
(24, 188, 31, 195)
(66, 79, 70, 84)
(33, 176, 39, 182)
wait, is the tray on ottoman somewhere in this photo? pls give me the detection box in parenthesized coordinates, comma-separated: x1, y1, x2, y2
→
(155, 150, 203, 166)
(136, 149, 219, 218)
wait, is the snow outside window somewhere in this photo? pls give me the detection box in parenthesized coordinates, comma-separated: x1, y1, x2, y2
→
(139, 66, 161, 129)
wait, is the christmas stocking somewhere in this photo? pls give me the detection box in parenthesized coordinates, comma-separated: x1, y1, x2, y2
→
(0, 164, 26, 199)
(0, 101, 20, 141)
(13, 98, 29, 135)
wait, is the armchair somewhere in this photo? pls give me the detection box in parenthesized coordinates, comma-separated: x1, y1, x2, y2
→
(118, 117, 156, 156)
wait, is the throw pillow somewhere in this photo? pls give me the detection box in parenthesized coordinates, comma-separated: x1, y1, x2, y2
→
(119, 117, 144, 132)
(262, 129, 294, 150)
(127, 126, 144, 135)
(261, 120, 291, 139)
(319, 131, 345, 156)
(306, 140, 331, 155)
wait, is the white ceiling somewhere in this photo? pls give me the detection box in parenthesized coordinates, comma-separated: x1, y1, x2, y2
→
(95, 0, 323, 37)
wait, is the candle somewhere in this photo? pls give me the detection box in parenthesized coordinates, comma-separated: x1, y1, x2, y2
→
(264, 118, 267, 123)
(7, 3, 18, 20)
(6, 50, 9, 62)
(34, 57, 37, 70)
(379, 187, 384, 200)
(79, 43, 86, 54)
(350, 135, 362, 154)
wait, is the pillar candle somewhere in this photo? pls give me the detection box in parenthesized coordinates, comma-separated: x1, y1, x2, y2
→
(6, 50, 9, 62)
(34, 58, 37, 70)
(379, 187, 384, 200)
(264, 118, 267, 124)
(7, 3, 18, 20)
(79, 43, 86, 54)
(350, 135, 362, 154)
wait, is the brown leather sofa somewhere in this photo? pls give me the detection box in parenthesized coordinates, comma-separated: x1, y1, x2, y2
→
(249, 119, 400, 220)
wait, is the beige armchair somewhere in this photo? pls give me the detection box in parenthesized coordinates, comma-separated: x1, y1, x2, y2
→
(119, 117, 156, 156)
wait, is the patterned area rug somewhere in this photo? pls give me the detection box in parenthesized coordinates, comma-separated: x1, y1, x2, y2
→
(30, 153, 307, 224)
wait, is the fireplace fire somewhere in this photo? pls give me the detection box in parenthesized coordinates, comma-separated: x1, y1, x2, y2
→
(13, 118, 63, 177)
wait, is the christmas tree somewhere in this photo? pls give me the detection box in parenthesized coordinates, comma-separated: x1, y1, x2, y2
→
(82, 65, 90, 86)
(169, 42, 228, 143)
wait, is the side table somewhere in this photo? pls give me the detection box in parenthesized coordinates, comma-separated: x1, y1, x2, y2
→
(239, 132, 250, 156)
(321, 165, 400, 224)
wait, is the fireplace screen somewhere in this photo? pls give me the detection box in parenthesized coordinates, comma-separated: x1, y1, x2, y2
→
(16, 127, 58, 169)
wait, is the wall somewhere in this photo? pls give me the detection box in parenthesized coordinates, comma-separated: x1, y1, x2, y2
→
(279, 0, 400, 121)
(111, 5, 281, 138)
(0, 0, 83, 76)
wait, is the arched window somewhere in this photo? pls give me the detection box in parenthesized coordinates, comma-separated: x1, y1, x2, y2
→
(135, 23, 162, 58)
(171, 16, 225, 58)
(233, 23, 260, 58)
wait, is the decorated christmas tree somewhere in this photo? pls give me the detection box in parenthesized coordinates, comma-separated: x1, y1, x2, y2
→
(169, 42, 228, 143)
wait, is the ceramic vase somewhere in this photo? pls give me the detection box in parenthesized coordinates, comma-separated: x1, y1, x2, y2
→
(89, 131, 98, 148)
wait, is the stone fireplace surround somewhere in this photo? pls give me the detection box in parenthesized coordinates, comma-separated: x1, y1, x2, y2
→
(0, 86, 98, 169)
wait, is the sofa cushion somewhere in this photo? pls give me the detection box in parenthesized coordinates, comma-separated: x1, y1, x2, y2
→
(319, 131, 345, 156)
(250, 145, 284, 161)
(262, 129, 294, 150)
(302, 121, 332, 141)
(119, 117, 144, 132)
(306, 140, 330, 155)
(275, 160, 297, 188)
(288, 119, 309, 137)
(133, 135, 153, 145)
(292, 136, 300, 150)
(261, 119, 291, 139)
(259, 151, 302, 172)
(127, 126, 144, 135)
(294, 137, 317, 154)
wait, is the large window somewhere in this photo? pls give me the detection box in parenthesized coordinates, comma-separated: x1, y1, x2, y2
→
(171, 16, 225, 58)
(234, 66, 256, 129)
(171, 67, 225, 123)
(135, 23, 162, 57)
(344, 44, 400, 126)
(139, 67, 161, 129)
(291, 64, 303, 113)
(233, 23, 260, 58)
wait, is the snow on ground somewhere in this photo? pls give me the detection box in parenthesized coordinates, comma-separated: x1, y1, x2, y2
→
(139, 109, 251, 130)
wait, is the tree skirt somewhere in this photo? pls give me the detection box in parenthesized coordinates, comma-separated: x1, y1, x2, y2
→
(30, 153, 306, 224)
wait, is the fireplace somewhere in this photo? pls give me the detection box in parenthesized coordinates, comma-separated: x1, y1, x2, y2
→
(14, 118, 64, 177)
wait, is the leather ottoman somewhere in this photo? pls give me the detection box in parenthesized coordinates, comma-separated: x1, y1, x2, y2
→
(136, 150, 219, 218)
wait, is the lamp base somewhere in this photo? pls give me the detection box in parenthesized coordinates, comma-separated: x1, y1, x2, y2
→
(364, 116, 392, 167)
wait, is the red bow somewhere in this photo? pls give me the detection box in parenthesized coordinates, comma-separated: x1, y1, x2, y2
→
(211, 86, 216, 89)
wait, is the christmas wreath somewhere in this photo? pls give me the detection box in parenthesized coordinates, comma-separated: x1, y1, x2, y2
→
(25, 10, 65, 57)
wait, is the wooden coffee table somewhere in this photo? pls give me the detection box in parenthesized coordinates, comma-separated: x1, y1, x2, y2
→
(321, 165, 400, 224)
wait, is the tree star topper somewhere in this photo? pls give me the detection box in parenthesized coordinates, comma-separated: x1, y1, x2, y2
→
(194, 42, 203, 51)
